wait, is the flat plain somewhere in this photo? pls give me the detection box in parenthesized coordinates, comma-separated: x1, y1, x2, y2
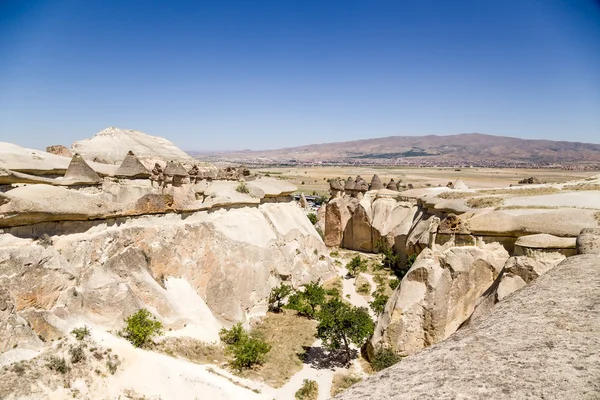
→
(251, 166, 599, 195)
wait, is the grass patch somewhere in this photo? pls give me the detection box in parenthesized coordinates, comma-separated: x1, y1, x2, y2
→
(154, 337, 227, 365)
(239, 310, 317, 387)
(466, 196, 503, 209)
(354, 275, 372, 296)
(323, 276, 343, 297)
(563, 184, 600, 191)
(330, 372, 363, 397)
(295, 379, 319, 400)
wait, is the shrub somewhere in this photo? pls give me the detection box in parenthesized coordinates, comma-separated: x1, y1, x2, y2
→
(330, 251, 339, 258)
(295, 379, 319, 399)
(106, 354, 120, 374)
(371, 347, 402, 371)
(330, 372, 362, 396)
(220, 324, 271, 370)
(236, 182, 249, 194)
(376, 240, 409, 279)
(69, 344, 85, 364)
(356, 282, 371, 295)
(346, 255, 367, 277)
(71, 326, 90, 341)
(47, 356, 69, 374)
(268, 284, 292, 313)
(219, 323, 246, 346)
(406, 253, 417, 269)
(307, 213, 317, 225)
(388, 278, 400, 290)
(369, 292, 389, 315)
(122, 309, 163, 348)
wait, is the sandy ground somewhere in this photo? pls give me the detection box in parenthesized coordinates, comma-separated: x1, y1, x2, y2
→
(253, 166, 598, 195)
(503, 191, 600, 208)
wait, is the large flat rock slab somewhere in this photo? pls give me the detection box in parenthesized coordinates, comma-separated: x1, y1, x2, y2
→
(338, 254, 600, 400)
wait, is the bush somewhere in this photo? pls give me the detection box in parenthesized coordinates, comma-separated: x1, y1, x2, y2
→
(369, 292, 389, 315)
(406, 253, 417, 269)
(295, 379, 319, 399)
(236, 182, 249, 194)
(69, 344, 85, 364)
(106, 354, 120, 374)
(330, 251, 339, 258)
(388, 278, 400, 290)
(122, 309, 163, 348)
(376, 240, 409, 279)
(307, 213, 317, 225)
(71, 326, 90, 341)
(371, 347, 402, 371)
(219, 323, 246, 346)
(47, 356, 69, 374)
(268, 283, 292, 313)
(356, 282, 371, 295)
(346, 255, 367, 277)
(220, 323, 271, 370)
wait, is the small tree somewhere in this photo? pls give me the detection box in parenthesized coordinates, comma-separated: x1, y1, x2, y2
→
(307, 213, 318, 225)
(219, 323, 271, 370)
(346, 255, 367, 277)
(122, 309, 163, 348)
(286, 281, 325, 319)
(316, 299, 374, 363)
(268, 283, 292, 313)
(369, 292, 389, 315)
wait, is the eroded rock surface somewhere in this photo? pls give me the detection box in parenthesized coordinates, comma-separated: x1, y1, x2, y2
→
(339, 254, 600, 400)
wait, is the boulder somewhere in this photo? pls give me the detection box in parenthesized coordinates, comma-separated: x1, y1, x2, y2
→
(45, 145, 72, 158)
(338, 254, 600, 400)
(577, 228, 600, 254)
(514, 233, 576, 257)
(324, 197, 352, 247)
(371, 242, 509, 356)
(345, 177, 356, 191)
(386, 179, 397, 191)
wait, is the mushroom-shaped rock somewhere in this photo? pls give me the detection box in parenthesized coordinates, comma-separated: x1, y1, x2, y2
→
(164, 161, 189, 177)
(345, 177, 356, 191)
(370, 174, 383, 190)
(355, 177, 369, 192)
(115, 151, 151, 179)
(386, 179, 397, 191)
(63, 154, 101, 184)
(330, 178, 343, 191)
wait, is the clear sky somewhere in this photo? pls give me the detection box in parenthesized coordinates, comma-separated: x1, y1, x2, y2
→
(1, 0, 599, 151)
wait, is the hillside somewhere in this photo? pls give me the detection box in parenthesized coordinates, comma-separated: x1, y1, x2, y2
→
(194, 133, 600, 166)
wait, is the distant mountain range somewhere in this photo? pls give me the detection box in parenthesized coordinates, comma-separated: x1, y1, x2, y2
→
(192, 133, 600, 166)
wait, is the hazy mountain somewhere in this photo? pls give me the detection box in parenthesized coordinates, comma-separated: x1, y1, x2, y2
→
(194, 133, 600, 165)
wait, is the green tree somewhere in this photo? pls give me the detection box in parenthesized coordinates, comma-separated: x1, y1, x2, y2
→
(375, 240, 410, 279)
(369, 292, 389, 315)
(219, 323, 246, 345)
(285, 281, 325, 319)
(122, 309, 163, 348)
(346, 255, 367, 277)
(316, 298, 374, 363)
(307, 213, 318, 225)
(268, 283, 293, 313)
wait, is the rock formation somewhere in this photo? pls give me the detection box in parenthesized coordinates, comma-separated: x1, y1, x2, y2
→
(63, 153, 102, 184)
(71, 127, 194, 164)
(370, 174, 383, 190)
(577, 228, 600, 254)
(45, 145, 72, 158)
(338, 254, 600, 400)
(115, 151, 151, 179)
(370, 242, 509, 355)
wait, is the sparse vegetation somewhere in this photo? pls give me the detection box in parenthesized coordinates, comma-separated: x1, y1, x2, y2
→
(236, 181, 249, 194)
(46, 356, 69, 374)
(219, 323, 271, 371)
(330, 250, 340, 257)
(388, 278, 400, 290)
(466, 196, 503, 209)
(122, 309, 163, 348)
(371, 347, 402, 371)
(330, 372, 363, 396)
(346, 255, 367, 277)
(155, 337, 227, 366)
(69, 344, 85, 364)
(307, 213, 318, 225)
(295, 379, 319, 400)
(268, 283, 293, 313)
(71, 326, 90, 341)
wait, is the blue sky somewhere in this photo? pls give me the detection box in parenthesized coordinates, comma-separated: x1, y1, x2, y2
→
(1, 0, 599, 151)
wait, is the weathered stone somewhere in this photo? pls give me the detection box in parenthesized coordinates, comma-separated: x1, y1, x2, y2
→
(371, 242, 509, 356)
(338, 255, 600, 400)
(324, 198, 352, 247)
(577, 228, 600, 254)
(115, 151, 151, 179)
(514, 233, 576, 257)
(370, 174, 383, 190)
(63, 154, 101, 184)
(45, 145, 72, 158)
(345, 177, 356, 191)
